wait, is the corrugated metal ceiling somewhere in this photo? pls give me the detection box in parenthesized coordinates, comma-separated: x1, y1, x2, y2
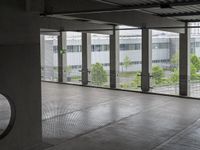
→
(95, 0, 200, 22)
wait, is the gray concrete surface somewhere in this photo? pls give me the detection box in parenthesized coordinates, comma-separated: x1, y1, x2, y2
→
(42, 82, 200, 150)
(0, 1, 42, 150)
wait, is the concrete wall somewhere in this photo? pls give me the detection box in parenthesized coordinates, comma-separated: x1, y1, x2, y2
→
(0, 1, 42, 150)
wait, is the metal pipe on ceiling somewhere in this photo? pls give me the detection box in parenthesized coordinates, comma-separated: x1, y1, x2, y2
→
(40, 25, 200, 33)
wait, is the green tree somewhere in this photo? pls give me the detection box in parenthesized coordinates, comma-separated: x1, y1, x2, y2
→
(131, 72, 141, 88)
(191, 54, 200, 72)
(170, 69, 179, 83)
(152, 66, 164, 84)
(91, 63, 108, 86)
(64, 66, 72, 75)
(123, 55, 132, 71)
(190, 63, 200, 80)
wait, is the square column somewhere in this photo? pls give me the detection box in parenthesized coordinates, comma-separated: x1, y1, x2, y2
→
(179, 24, 190, 96)
(110, 26, 119, 89)
(40, 35, 45, 80)
(58, 32, 63, 83)
(141, 29, 152, 92)
(0, 2, 42, 149)
(58, 32, 67, 83)
(62, 32, 67, 82)
(82, 33, 91, 85)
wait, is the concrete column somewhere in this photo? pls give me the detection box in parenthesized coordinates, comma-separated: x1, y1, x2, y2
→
(40, 35, 45, 80)
(58, 32, 64, 83)
(62, 32, 67, 82)
(110, 26, 119, 89)
(179, 24, 190, 96)
(0, 1, 42, 150)
(82, 33, 91, 85)
(141, 29, 152, 92)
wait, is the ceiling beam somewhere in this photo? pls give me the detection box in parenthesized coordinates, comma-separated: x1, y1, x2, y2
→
(69, 11, 185, 33)
(160, 12, 200, 17)
(40, 16, 113, 34)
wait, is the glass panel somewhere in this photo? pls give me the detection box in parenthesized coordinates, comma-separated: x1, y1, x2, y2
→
(151, 30, 179, 95)
(89, 34, 110, 88)
(0, 94, 11, 135)
(189, 22, 200, 98)
(41, 35, 58, 82)
(63, 32, 82, 84)
(117, 27, 142, 91)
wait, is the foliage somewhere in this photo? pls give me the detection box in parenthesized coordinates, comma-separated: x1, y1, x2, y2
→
(64, 66, 72, 74)
(91, 63, 108, 86)
(60, 49, 66, 55)
(191, 54, 200, 72)
(152, 66, 164, 84)
(131, 72, 141, 88)
(190, 63, 200, 80)
(123, 55, 132, 71)
(170, 69, 179, 83)
(120, 83, 130, 89)
(170, 52, 179, 66)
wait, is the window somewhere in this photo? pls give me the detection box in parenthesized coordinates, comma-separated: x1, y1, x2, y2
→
(63, 32, 82, 84)
(89, 34, 110, 87)
(151, 30, 179, 95)
(40, 35, 58, 82)
(118, 27, 142, 91)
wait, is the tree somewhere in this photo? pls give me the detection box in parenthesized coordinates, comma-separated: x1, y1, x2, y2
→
(170, 52, 179, 69)
(131, 72, 141, 88)
(171, 52, 179, 65)
(123, 55, 132, 71)
(91, 63, 108, 86)
(190, 63, 200, 80)
(191, 54, 200, 72)
(152, 66, 164, 84)
(170, 69, 179, 83)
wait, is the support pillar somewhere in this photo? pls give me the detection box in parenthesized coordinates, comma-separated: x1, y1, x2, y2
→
(40, 35, 45, 80)
(82, 33, 91, 85)
(179, 23, 190, 96)
(110, 26, 119, 89)
(58, 32, 63, 83)
(141, 29, 152, 92)
(0, 2, 42, 149)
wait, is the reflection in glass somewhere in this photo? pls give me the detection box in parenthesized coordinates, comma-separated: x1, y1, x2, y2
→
(151, 30, 179, 95)
(0, 94, 11, 135)
(41, 35, 58, 82)
(89, 34, 110, 87)
(63, 32, 82, 84)
(190, 22, 200, 98)
(118, 27, 142, 91)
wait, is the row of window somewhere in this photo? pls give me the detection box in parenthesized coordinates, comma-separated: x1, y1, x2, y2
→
(63, 59, 171, 69)
(53, 43, 171, 53)
(191, 42, 200, 48)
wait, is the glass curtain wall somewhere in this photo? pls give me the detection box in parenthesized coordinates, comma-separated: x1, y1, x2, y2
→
(151, 30, 179, 95)
(89, 33, 110, 87)
(117, 26, 142, 91)
(63, 32, 82, 84)
(189, 23, 200, 98)
(40, 35, 58, 82)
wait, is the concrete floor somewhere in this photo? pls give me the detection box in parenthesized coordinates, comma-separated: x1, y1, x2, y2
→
(42, 82, 200, 150)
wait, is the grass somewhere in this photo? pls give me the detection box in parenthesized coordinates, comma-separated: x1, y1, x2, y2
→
(119, 72, 138, 78)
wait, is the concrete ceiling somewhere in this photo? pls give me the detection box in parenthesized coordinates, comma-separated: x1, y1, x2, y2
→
(101, 0, 200, 22)
(40, 0, 200, 33)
